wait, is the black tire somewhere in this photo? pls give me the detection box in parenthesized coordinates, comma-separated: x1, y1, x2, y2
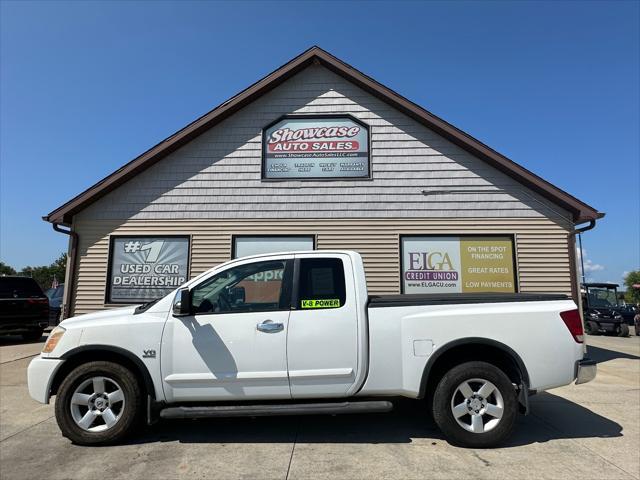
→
(22, 329, 43, 341)
(432, 361, 518, 448)
(55, 361, 142, 445)
(618, 324, 630, 337)
(585, 321, 599, 335)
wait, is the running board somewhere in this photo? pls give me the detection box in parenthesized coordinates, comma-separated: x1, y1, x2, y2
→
(159, 400, 393, 419)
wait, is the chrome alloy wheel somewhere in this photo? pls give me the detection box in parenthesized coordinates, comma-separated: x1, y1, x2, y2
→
(450, 378, 504, 434)
(70, 376, 125, 432)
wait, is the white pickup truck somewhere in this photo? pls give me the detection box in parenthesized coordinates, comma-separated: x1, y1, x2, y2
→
(28, 250, 595, 447)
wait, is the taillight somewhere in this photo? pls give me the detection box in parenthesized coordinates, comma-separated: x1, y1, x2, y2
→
(27, 298, 48, 304)
(560, 309, 584, 343)
(27, 298, 49, 311)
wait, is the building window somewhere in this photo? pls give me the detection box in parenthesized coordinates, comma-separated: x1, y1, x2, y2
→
(233, 235, 314, 259)
(400, 235, 517, 294)
(106, 236, 190, 304)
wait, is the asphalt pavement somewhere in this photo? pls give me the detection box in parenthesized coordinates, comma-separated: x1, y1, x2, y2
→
(0, 332, 638, 480)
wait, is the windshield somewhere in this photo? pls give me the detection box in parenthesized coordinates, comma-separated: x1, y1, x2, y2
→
(586, 287, 619, 308)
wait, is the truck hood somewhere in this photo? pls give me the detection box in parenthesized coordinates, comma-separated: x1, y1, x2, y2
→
(60, 306, 139, 328)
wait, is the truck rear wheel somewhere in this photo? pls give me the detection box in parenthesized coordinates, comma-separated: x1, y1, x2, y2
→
(54, 361, 142, 445)
(432, 361, 517, 448)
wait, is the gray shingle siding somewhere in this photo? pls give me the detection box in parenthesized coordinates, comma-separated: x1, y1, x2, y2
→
(76, 64, 571, 226)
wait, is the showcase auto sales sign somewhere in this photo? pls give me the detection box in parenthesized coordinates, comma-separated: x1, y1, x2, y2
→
(263, 116, 370, 179)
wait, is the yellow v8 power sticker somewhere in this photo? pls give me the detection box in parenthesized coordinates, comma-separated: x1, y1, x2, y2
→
(301, 299, 341, 309)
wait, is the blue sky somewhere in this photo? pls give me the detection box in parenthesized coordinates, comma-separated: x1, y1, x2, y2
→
(1, 1, 638, 285)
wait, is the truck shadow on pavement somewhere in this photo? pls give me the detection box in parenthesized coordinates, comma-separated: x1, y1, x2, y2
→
(127, 393, 622, 448)
(587, 345, 640, 363)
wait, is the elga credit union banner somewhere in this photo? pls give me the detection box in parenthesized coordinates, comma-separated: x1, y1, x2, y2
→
(263, 116, 370, 179)
(402, 236, 516, 294)
(108, 237, 189, 303)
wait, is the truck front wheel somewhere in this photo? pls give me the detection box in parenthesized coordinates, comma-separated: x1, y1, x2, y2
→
(54, 361, 142, 445)
(432, 361, 518, 448)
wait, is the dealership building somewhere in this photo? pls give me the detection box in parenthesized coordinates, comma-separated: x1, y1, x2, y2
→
(45, 47, 602, 318)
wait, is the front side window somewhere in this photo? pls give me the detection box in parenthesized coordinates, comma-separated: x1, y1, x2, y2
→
(298, 258, 346, 310)
(191, 260, 288, 314)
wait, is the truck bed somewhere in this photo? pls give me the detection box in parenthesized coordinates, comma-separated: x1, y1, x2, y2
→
(368, 292, 570, 308)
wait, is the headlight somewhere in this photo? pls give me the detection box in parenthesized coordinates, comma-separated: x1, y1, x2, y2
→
(614, 314, 623, 319)
(42, 326, 66, 353)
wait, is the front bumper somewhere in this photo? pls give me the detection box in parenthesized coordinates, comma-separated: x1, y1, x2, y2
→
(575, 358, 597, 385)
(27, 356, 65, 404)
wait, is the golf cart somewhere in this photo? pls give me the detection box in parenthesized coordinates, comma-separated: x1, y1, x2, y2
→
(581, 283, 629, 336)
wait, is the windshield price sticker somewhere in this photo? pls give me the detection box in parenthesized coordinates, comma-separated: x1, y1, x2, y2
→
(301, 299, 341, 309)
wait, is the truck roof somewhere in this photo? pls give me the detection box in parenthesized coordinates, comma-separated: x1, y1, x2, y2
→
(187, 250, 360, 286)
(229, 250, 358, 262)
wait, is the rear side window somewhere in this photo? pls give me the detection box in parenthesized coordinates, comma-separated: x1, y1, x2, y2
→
(298, 258, 346, 309)
(0, 277, 44, 298)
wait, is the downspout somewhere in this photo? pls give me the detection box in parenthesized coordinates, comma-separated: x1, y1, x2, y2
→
(52, 223, 78, 320)
(567, 218, 600, 324)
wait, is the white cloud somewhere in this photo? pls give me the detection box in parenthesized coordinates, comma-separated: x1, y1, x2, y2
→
(576, 247, 605, 282)
(584, 261, 605, 272)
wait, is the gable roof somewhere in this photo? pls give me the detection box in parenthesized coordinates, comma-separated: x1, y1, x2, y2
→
(45, 46, 601, 225)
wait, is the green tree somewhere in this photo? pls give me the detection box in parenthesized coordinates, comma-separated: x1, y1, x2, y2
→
(19, 253, 67, 291)
(0, 262, 17, 276)
(623, 270, 640, 304)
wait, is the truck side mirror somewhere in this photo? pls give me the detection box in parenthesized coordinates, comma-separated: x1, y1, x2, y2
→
(173, 288, 191, 317)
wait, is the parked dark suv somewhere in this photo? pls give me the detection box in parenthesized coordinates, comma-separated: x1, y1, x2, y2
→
(0, 276, 49, 340)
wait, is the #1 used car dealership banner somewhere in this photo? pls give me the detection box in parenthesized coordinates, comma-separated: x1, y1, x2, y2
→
(108, 236, 189, 303)
(262, 116, 370, 179)
(402, 236, 516, 294)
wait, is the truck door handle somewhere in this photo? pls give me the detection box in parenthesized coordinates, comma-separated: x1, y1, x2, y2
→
(257, 320, 284, 333)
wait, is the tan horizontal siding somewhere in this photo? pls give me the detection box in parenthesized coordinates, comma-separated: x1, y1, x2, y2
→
(70, 217, 573, 315)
